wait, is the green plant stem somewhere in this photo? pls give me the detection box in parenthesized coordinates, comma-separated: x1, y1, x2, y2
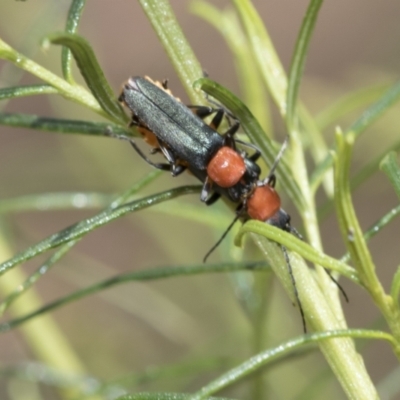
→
(334, 131, 400, 357)
(138, 0, 204, 104)
(0, 261, 269, 332)
(286, 0, 324, 131)
(282, 0, 342, 322)
(249, 272, 274, 400)
(190, 1, 270, 134)
(0, 37, 106, 117)
(250, 236, 379, 399)
(312, 78, 400, 191)
(0, 185, 201, 277)
(237, 221, 358, 283)
(62, 0, 87, 83)
(340, 204, 400, 264)
(0, 172, 161, 315)
(380, 152, 400, 199)
(46, 32, 127, 122)
(216, 2, 376, 396)
(230, 0, 340, 313)
(232, 0, 332, 197)
(315, 84, 389, 131)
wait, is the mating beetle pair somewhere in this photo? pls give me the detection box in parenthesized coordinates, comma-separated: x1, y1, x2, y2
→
(117, 76, 304, 327)
(118, 76, 293, 236)
(116, 76, 347, 332)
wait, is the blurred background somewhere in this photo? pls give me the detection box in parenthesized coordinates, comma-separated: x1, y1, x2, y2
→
(1, 0, 400, 399)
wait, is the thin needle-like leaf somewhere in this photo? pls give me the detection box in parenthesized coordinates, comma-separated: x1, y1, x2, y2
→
(0, 113, 131, 137)
(286, 0, 324, 131)
(138, 0, 204, 103)
(191, 330, 393, 400)
(44, 32, 127, 122)
(62, 0, 87, 83)
(0, 261, 268, 332)
(0, 185, 201, 277)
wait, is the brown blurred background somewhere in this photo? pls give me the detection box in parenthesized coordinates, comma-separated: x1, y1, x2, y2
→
(1, 1, 400, 399)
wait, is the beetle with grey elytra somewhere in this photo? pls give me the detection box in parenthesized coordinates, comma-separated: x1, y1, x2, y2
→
(118, 76, 262, 205)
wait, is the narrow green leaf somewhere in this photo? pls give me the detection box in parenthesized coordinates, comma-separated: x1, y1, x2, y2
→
(339, 205, 400, 267)
(349, 80, 400, 137)
(0, 171, 162, 314)
(284, 0, 332, 196)
(190, 1, 271, 134)
(362, 204, 400, 244)
(332, 131, 400, 350)
(0, 185, 201, 277)
(0, 261, 268, 332)
(62, 0, 87, 83)
(227, 1, 332, 201)
(94, 358, 228, 397)
(316, 84, 389, 131)
(0, 172, 160, 217)
(231, 0, 286, 112)
(138, 0, 204, 104)
(0, 112, 131, 137)
(194, 78, 305, 212)
(191, 330, 392, 400)
(44, 32, 127, 122)
(0, 192, 113, 214)
(312, 79, 400, 189)
(0, 241, 76, 316)
(380, 151, 400, 200)
(0, 85, 57, 100)
(297, 107, 333, 196)
(390, 266, 400, 311)
(333, 130, 377, 283)
(317, 140, 400, 216)
(352, 140, 400, 191)
(242, 230, 379, 399)
(0, 37, 105, 116)
(286, 0, 324, 131)
(117, 393, 232, 400)
(230, 1, 332, 204)
(236, 220, 358, 283)
(310, 151, 334, 193)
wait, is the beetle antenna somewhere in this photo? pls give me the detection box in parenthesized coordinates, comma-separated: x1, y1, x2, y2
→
(287, 223, 348, 303)
(104, 131, 146, 156)
(262, 136, 289, 185)
(324, 269, 349, 302)
(203, 212, 242, 263)
(281, 245, 306, 333)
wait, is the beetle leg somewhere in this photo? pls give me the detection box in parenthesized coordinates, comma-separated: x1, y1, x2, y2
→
(105, 130, 183, 174)
(128, 140, 172, 172)
(202, 94, 237, 121)
(157, 140, 186, 176)
(200, 176, 214, 203)
(203, 205, 245, 263)
(222, 121, 240, 149)
(208, 108, 225, 130)
(187, 105, 215, 119)
(234, 139, 261, 162)
(267, 174, 276, 187)
(204, 191, 221, 206)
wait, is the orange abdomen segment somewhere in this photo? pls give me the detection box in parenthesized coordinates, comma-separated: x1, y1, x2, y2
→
(247, 186, 281, 221)
(207, 146, 246, 188)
